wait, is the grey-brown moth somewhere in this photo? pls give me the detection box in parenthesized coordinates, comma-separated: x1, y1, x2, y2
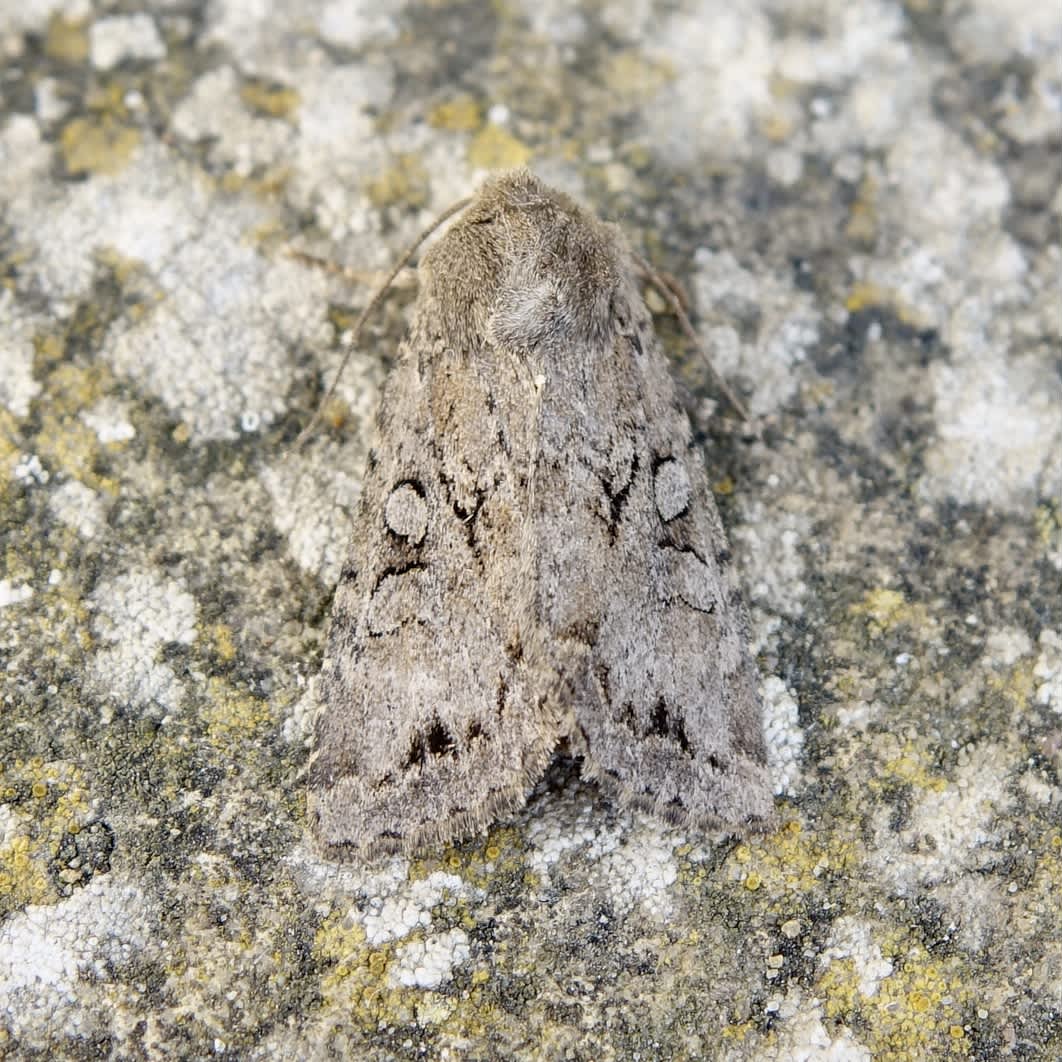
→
(308, 170, 773, 858)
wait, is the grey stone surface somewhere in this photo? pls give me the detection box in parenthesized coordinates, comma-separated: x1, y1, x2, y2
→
(0, 1, 1059, 1058)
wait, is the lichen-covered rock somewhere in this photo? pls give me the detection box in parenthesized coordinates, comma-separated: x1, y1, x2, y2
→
(1, 0, 1059, 1057)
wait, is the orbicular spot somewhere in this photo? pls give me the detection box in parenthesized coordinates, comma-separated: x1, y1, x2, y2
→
(385, 482, 428, 544)
(653, 458, 691, 522)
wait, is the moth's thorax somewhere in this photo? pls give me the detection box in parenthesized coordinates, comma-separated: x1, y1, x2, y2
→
(418, 170, 631, 354)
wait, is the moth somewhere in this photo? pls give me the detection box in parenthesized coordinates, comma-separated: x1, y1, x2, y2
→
(308, 170, 773, 857)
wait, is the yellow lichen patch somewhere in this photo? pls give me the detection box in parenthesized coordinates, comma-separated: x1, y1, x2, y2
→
(844, 281, 893, 314)
(712, 476, 735, 496)
(761, 79, 802, 143)
(433, 827, 525, 888)
(367, 155, 431, 210)
(45, 14, 89, 62)
(802, 378, 836, 406)
(875, 740, 948, 794)
(40, 352, 119, 410)
(428, 96, 482, 132)
(239, 80, 300, 120)
(848, 588, 930, 636)
(819, 932, 973, 1060)
(31, 332, 66, 372)
(210, 624, 237, 663)
(0, 412, 21, 466)
(623, 142, 652, 170)
(94, 246, 155, 289)
(601, 51, 674, 107)
(845, 176, 879, 244)
(60, 116, 141, 177)
(1026, 830, 1062, 938)
(201, 678, 271, 750)
(849, 588, 906, 627)
(244, 165, 293, 200)
(844, 280, 933, 331)
(0, 835, 49, 913)
(34, 411, 103, 490)
(722, 1020, 756, 1042)
(728, 818, 860, 899)
(467, 124, 532, 170)
(0, 761, 93, 917)
(1034, 502, 1061, 548)
(985, 664, 1035, 711)
(313, 913, 424, 1025)
(760, 108, 797, 144)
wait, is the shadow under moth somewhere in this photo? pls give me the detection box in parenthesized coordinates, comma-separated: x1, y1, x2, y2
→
(309, 170, 774, 858)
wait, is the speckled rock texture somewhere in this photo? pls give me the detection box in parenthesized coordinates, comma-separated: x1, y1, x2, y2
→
(0, 1, 1059, 1059)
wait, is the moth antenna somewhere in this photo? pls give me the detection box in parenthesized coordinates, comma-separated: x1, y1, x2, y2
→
(293, 196, 473, 449)
(285, 250, 418, 290)
(633, 252, 750, 422)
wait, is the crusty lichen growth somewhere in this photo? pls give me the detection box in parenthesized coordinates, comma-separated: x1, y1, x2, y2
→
(818, 928, 973, 1060)
(0, 761, 93, 917)
(727, 818, 860, 899)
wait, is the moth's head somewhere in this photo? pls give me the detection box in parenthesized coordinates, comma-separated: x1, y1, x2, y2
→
(420, 170, 629, 352)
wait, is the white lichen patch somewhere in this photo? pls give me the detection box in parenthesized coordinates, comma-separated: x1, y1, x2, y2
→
(0, 115, 52, 212)
(982, 626, 1034, 669)
(318, 0, 402, 50)
(0, 0, 90, 35)
(526, 794, 680, 919)
(89, 568, 198, 713)
(596, 817, 680, 918)
(4, 137, 332, 441)
(12, 453, 49, 486)
(172, 66, 295, 177)
(0, 579, 34, 609)
(733, 500, 812, 618)
(260, 452, 362, 584)
(762, 675, 803, 796)
(48, 480, 106, 539)
(885, 118, 1011, 281)
(89, 14, 166, 70)
(644, 3, 771, 162)
(525, 788, 600, 872)
(0, 876, 148, 1039)
(819, 917, 894, 998)
(288, 62, 395, 241)
(292, 846, 411, 906)
(17, 143, 208, 300)
(951, 0, 1062, 62)
(932, 875, 1009, 955)
(389, 928, 470, 990)
(692, 248, 821, 416)
(1034, 629, 1062, 712)
(872, 741, 1016, 889)
(359, 872, 469, 947)
(0, 290, 43, 418)
(91, 569, 197, 647)
(761, 989, 872, 1062)
(80, 398, 136, 445)
(103, 204, 332, 442)
(920, 351, 1062, 511)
